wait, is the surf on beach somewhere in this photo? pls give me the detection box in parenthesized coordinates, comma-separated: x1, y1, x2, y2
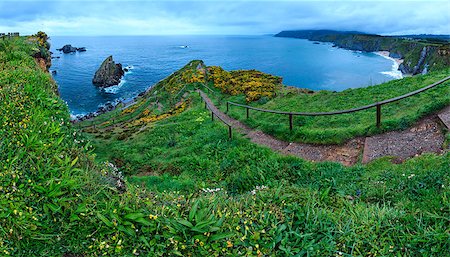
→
(375, 51, 404, 79)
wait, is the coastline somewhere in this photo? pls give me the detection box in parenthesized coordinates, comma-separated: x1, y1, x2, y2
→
(375, 51, 403, 65)
(374, 51, 404, 79)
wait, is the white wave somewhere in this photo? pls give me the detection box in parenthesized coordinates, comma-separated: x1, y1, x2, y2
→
(380, 70, 403, 80)
(124, 65, 134, 74)
(375, 52, 403, 80)
(70, 112, 87, 120)
(103, 79, 126, 94)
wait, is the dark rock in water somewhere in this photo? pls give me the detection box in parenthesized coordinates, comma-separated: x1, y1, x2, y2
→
(123, 68, 129, 72)
(57, 45, 86, 53)
(51, 70, 57, 75)
(57, 44, 77, 54)
(313, 42, 320, 44)
(92, 55, 124, 88)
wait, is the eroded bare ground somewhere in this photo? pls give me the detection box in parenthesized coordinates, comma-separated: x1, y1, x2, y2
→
(281, 138, 364, 166)
(362, 117, 445, 163)
(199, 90, 448, 166)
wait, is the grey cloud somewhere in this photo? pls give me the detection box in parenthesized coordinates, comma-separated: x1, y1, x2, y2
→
(0, 1, 448, 35)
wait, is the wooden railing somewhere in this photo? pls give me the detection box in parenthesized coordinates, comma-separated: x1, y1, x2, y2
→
(198, 90, 233, 139)
(226, 76, 450, 130)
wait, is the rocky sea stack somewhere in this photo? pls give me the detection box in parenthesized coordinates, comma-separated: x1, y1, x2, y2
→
(92, 55, 124, 88)
(57, 44, 86, 54)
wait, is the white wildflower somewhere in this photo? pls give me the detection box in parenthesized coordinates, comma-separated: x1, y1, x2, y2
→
(201, 187, 222, 193)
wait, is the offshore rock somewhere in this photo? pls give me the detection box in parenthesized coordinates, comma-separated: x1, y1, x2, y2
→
(57, 44, 77, 53)
(92, 56, 124, 88)
(57, 44, 87, 53)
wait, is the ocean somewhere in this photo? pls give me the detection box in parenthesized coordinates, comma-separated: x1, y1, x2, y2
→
(49, 35, 400, 115)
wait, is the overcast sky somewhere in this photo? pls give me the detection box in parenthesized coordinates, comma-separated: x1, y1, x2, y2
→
(0, 0, 449, 36)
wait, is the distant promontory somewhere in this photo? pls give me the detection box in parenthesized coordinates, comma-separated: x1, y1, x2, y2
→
(92, 55, 124, 88)
(275, 30, 450, 75)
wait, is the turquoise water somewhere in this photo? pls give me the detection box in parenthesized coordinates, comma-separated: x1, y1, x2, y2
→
(49, 35, 397, 115)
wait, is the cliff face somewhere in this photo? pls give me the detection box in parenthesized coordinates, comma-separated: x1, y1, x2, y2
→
(31, 31, 52, 72)
(275, 30, 450, 75)
(92, 56, 124, 87)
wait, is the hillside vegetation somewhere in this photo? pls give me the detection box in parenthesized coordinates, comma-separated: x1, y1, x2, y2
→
(1, 35, 450, 256)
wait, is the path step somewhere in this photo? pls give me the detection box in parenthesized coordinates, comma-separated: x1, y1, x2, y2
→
(362, 117, 444, 164)
(437, 106, 450, 129)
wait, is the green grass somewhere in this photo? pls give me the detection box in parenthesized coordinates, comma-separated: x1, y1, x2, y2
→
(216, 70, 450, 144)
(2, 35, 450, 256)
(87, 92, 450, 256)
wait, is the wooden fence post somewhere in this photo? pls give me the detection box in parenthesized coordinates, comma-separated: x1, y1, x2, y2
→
(211, 111, 214, 121)
(226, 102, 229, 113)
(289, 114, 293, 131)
(228, 126, 232, 139)
(376, 104, 381, 128)
(246, 107, 249, 119)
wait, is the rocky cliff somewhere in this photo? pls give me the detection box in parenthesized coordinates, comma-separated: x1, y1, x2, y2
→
(31, 31, 52, 71)
(92, 56, 124, 88)
(275, 30, 450, 75)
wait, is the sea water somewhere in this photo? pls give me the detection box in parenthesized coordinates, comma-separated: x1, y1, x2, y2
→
(49, 35, 398, 115)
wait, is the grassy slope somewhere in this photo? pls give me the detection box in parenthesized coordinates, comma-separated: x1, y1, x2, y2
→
(2, 36, 450, 256)
(90, 92, 450, 256)
(217, 69, 450, 144)
(87, 62, 450, 255)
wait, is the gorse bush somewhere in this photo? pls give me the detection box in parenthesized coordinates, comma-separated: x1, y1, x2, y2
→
(207, 66, 282, 102)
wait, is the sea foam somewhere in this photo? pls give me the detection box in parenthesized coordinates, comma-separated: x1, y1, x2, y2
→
(375, 52, 403, 80)
(104, 79, 126, 94)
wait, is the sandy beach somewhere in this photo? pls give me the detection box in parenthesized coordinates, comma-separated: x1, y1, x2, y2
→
(375, 51, 404, 65)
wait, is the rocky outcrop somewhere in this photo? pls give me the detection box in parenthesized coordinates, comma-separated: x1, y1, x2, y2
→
(389, 52, 403, 59)
(413, 46, 430, 75)
(57, 44, 86, 53)
(399, 63, 412, 74)
(92, 56, 124, 88)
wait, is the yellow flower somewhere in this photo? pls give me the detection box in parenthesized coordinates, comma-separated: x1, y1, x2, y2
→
(227, 241, 233, 248)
